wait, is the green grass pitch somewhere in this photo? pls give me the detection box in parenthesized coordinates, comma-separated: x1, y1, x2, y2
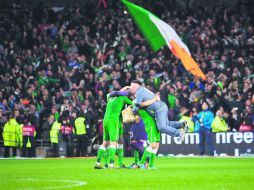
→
(0, 157, 253, 190)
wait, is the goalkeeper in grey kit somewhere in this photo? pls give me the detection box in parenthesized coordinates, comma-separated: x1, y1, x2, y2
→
(129, 80, 188, 142)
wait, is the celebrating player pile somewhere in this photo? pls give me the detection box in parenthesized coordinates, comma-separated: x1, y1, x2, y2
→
(94, 90, 157, 169)
(94, 80, 188, 169)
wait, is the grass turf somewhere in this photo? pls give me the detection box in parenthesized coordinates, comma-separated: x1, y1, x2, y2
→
(0, 157, 253, 190)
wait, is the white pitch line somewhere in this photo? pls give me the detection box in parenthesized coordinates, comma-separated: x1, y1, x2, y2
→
(14, 178, 87, 190)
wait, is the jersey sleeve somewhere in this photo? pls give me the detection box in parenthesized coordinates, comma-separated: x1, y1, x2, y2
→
(124, 96, 133, 105)
(110, 91, 129, 97)
(132, 91, 143, 114)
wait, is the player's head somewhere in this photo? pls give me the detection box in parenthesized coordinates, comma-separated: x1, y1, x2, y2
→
(130, 80, 142, 94)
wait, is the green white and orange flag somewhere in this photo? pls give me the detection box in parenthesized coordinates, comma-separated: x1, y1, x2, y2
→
(122, 0, 207, 80)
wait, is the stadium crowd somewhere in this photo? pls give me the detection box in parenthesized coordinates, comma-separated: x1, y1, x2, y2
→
(0, 0, 253, 157)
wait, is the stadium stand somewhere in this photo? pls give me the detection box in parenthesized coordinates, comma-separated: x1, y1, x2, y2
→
(0, 0, 253, 157)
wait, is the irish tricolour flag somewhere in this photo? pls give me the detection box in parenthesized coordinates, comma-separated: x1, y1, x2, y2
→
(122, 0, 207, 80)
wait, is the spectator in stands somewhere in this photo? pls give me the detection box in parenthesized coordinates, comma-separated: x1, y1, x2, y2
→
(240, 106, 254, 131)
(167, 87, 177, 109)
(193, 102, 214, 156)
(21, 108, 37, 157)
(2, 111, 19, 157)
(72, 111, 88, 157)
(59, 110, 74, 157)
(228, 107, 241, 131)
(179, 106, 194, 132)
(211, 110, 229, 132)
(41, 115, 54, 141)
(49, 117, 61, 157)
(0, 108, 8, 141)
(59, 98, 68, 114)
(51, 105, 60, 121)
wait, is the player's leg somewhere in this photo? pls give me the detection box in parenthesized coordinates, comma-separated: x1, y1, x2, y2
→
(148, 119, 161, 169)
(155, 106, 187, 142)
(158, 106, 188, 142)
(139, 146, 152, 169)
(155, 106, 181, 136)
(117, 140, 124, 167)
(128, 142, 145, 169)
(168, 121, 186, 129)
(95, 119, 110, 169)
(138, 109, 160, 169)
(130, 141, 144, 161)
(134, 150, 139, 164)
(138, 130, 152, 168)
(136, 110, 152, 168)
(117, 122, 125, 168)
(104, 146, 109, 167)
(148, 142, 159, 169)
(108, 119, 119, 168)
(95, 141, 109, 169)
(96, 141, 109, 163)
(127, 140, 144, 168)
(108, 141, 117, 168)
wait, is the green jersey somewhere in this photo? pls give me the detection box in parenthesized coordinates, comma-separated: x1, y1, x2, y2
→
(104, 96, 132, 119)
(103, 95, 132, 141)
(138, 109, 161, 143)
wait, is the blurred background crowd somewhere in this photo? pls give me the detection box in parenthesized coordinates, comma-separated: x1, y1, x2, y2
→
(0, 0, 253, 157)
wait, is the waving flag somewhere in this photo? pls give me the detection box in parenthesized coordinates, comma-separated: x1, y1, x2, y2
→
(122, 0, 207, 80)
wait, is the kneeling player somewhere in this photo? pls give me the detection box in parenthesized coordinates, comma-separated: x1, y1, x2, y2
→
(128, 117, 149, 168)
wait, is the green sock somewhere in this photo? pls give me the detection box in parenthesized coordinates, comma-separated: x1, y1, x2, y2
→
(104, 148, 109, 166)
(109, 145, 117, 164)
(134, 150, 139, 164)
(139, 147, 152, 165)
(96, 146, 106, 163)
(117, 144, 124, 166)
(149, 153, 156, 167)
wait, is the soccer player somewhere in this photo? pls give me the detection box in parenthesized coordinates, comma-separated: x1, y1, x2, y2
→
(129, 80, 188, 142)
(94, 94, 132, 169)
(137, 109, 160, 169)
